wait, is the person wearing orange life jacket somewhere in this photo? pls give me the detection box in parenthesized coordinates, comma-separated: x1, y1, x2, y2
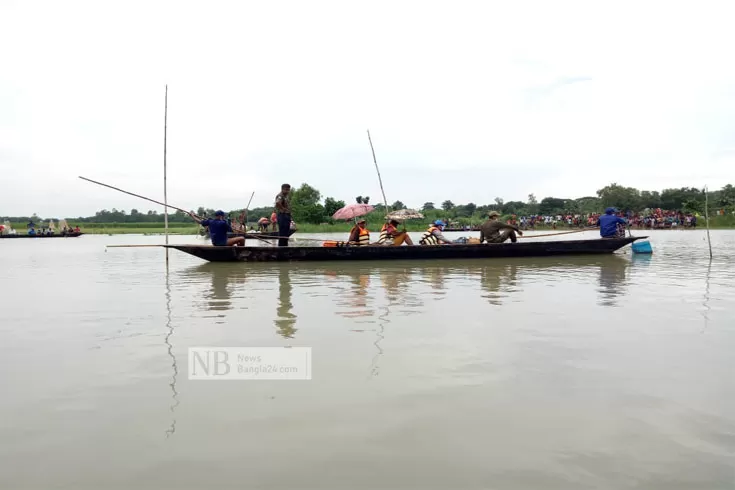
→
(419, 220, 453, 245)
(376, 219, 414, 246)
(348, 219, 371, 246)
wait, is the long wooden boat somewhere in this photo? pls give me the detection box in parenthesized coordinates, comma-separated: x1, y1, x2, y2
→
(165, 236, 643, 263)
(0, 232, 84, 239)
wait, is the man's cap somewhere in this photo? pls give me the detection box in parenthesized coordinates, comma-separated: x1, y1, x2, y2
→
(488, 211, 501, 218)
(215, 210, 226, 216)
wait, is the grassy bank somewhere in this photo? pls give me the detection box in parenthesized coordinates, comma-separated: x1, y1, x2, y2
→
(8, 215, 734, 235)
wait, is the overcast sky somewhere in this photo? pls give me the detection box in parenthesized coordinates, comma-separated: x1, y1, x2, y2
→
(1, 0, 733, 217)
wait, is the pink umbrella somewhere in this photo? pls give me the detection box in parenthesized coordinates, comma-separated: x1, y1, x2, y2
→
(332, 203, 375, 221)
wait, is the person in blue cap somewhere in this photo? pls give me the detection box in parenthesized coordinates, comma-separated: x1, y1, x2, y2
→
(597, 207, 627, 238)
(189, 210, 245, 246)
(419, 220, 453, 245)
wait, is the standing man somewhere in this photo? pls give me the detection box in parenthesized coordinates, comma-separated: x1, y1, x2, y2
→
(275, 183, 292, 247)
(480, 211, 523, 243)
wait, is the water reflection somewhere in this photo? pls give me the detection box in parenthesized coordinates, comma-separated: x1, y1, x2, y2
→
(421, 266, 448, 297)
(480, 263, 520, 305)
(186, 264, 249, 316)
(275, 267, 297, 339)
(702, 259, 713, 332)
(597, 255, 630, 307)
(163, 269, 179, 438)
(325, 269, 374, 321)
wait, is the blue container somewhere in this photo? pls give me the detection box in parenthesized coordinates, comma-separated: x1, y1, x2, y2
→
(631, 240, 653, 254)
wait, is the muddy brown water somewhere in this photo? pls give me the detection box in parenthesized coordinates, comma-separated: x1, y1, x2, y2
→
(1, 230, 733, 489)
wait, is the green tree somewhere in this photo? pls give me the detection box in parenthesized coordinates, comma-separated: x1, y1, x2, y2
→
(574, 197, 602, 214)
(659, 187, 702, 210)
(422, 202, 435, 211)
(503, 201, 527, 215)
(363, 196, 370, 204)
(291, 183, 325, 224)
(527, 193, 538, 214)
(324, 197, 345, 218)
(596, 183, 642, 211)
(538, 197, 567, 215)
(494, 197, 504, 208)
(355, 196, 363, 204)
(640, 191, 661, 209)
(391, 200, 405, 210)
(441, 200, 454, 211)
(716, 184, 734, 210)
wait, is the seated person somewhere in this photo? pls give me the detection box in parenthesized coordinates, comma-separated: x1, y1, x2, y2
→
(597, 207, 627, 238)
(348, 219, 370, 246)
(419, 220, 453, 245)
(377, 219, 414, 246)
(480, 211, 523, 243)
(189, 210, 245, 246)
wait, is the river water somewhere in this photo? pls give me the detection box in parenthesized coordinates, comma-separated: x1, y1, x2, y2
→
(1, 230, 733, 489)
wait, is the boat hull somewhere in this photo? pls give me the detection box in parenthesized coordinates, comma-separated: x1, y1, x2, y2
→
(165, 237, 644, 263)
(0, 232, 84, 239)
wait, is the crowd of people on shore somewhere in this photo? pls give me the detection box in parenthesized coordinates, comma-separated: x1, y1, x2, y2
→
(507, 209, 700, 230)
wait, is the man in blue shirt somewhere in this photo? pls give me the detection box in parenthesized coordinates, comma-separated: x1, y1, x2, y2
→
(190, 210, 245, 246)
(597, 207, 627, 238)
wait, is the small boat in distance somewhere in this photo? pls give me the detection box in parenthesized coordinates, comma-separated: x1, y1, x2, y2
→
(164, 236, 643, 263)
(0, 232, 84, 239)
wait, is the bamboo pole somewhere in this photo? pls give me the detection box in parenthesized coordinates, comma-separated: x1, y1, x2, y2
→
(367, 130, 389, 214)
(704, 186, 713, 259)
(107, 244, 166, 248)
(164, 85, 169, 266)
(78, 176, 199, 218)
(517, 227, 598, 239)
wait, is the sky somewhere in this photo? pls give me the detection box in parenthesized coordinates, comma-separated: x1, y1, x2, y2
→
(1, 0, 734, 218)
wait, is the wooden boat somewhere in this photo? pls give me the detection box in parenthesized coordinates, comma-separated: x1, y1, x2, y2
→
(0, 232, 84, 239)
(165, 236, 644, 263)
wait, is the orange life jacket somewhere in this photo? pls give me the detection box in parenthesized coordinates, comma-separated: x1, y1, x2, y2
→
(419, 226, 440, 245)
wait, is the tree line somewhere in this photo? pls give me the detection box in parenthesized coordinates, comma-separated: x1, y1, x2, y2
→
(4, 183, 733, 225)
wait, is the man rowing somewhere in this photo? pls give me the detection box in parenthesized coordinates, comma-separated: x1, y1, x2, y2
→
(479, 211, 523, 243)
(419, 220, 453, 245)
(377, 219, 414, 246)
(598, 207, 627, 238)
(189, 210, 245, 246)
